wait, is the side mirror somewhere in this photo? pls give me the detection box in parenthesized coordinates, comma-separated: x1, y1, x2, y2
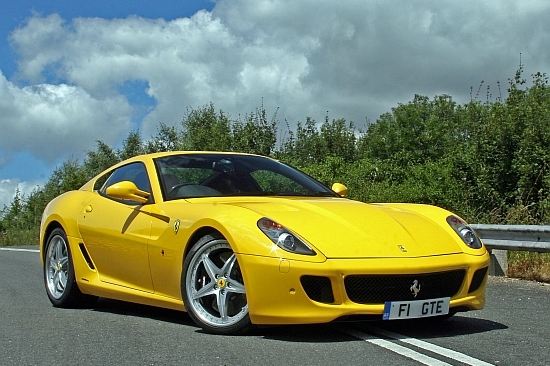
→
(105, 181, 150, 204)
(331, 183, 348, 197)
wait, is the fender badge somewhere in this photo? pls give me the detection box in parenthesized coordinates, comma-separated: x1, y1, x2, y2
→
(398, 245, 407, 252)
(174, 219, 181, 235)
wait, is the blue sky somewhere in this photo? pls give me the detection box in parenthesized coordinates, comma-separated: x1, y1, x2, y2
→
(0, 1, 211, 68)
(0, 0, 214, 203)
(2, 0, 550, 208)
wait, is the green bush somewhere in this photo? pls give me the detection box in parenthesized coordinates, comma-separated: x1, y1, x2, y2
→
(4, 67, 550, 248)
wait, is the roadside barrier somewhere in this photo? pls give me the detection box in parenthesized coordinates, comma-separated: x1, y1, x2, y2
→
(471, 224, 550, 276)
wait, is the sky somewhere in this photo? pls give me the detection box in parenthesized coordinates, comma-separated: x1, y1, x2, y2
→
(1, 0, 550, 209)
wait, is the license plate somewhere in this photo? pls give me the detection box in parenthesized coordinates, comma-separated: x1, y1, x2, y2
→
(382, 297, 450, 320)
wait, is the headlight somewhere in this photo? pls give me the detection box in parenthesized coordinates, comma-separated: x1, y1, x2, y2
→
(257, 218, 316, 255)
(446, 216, 483, 249)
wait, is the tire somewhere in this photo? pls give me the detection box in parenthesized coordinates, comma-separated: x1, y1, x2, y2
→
(43, 228, 98, 308)
(182, 234, 252, 335)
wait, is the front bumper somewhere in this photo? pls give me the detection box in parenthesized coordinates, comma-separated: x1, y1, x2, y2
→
(238, 252, 489, 325)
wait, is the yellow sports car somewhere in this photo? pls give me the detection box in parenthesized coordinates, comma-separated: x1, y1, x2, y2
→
(40, 152, 489, 334)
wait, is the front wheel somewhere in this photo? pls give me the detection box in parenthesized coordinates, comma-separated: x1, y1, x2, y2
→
(43, 228, 98, 308)
(182, 234, 252, 335)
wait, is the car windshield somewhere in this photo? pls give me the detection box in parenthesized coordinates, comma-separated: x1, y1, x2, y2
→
(154, 154, 337, 200)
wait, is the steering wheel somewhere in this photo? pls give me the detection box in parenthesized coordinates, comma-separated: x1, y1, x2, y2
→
(169, 183, 192, 196)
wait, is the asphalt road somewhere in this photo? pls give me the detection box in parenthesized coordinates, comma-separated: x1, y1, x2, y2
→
(1, 246, 549, 366)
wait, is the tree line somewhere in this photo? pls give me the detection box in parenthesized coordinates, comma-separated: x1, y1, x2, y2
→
(2, 67, 550, 245)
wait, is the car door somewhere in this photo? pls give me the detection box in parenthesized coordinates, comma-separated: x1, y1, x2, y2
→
(78, 162, 154, 292)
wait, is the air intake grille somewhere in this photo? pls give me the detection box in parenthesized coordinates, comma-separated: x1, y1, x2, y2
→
(468, 267, 488, 293)
(300, 276, 334, 304)
(344, 270, 465, 304)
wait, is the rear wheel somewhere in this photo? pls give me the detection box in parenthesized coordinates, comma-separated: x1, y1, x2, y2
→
(44, 228, 98, 307)
(182, 234, 252, 335)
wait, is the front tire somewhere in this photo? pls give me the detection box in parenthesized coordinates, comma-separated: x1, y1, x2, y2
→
(43, 228, 98, 308)
(182, 234, 252, 335)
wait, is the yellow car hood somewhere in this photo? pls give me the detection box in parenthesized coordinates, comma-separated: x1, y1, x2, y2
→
(228, 198, 463, 259)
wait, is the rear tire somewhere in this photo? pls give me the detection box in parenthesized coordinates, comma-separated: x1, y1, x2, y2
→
(43, 228, 98, 308)
(182, 234, 252, 335)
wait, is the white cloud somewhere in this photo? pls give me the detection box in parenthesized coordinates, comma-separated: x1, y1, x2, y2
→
(2, 0, 550, 170)
(0, 178, 44, 210)
(0, 70, 132, 163)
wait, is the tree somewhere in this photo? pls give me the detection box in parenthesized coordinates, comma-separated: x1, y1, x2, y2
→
(118, 130, 144, 161)
(83, 141, 119, 179)
(181, 103, 232, 151)
(144, 122, 181, 153)
(232, 105, 278, 156)
(319, 117, 357, 163)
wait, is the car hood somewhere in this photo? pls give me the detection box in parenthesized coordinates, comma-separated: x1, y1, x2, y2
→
(226, 198, 463, 258)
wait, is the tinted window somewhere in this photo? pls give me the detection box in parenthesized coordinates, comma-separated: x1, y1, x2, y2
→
(101, 162, 151, 203)
(154, 154, 336, 200)
(93, 172, 110, 192)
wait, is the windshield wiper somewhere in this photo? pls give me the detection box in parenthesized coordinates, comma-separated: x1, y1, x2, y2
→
(222, 191, 337, 197)
(222, 191, 277, 197)
(304, 191, 338, 197)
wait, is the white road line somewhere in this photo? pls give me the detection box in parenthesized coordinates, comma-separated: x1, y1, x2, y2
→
(369, 326, 493, 366)
(0, 248, 40, 253)
(336, 326, 452, 366)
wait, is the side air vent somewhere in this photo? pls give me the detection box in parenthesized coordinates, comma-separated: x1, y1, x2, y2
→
(79, 243, 95, 270)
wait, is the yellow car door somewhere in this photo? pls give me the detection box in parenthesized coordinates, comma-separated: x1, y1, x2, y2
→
(77, 162, 154, 292)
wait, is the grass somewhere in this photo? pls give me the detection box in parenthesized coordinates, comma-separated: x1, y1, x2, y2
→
(0, 228, 39, 247)
(507, 251, 550, 283)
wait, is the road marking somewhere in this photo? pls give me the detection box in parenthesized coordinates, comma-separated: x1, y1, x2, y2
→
(0, 248, 39, 253)
(336, 325, 493, 366)
(336, 326, 452, 366)
(369, 326, 493, 366)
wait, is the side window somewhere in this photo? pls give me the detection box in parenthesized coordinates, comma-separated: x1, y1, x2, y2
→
(101, 162, 152, 202)
(93, 171, 111, 192)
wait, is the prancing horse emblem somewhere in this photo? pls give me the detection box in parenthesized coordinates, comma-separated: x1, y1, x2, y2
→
(410, 280, 421, 298)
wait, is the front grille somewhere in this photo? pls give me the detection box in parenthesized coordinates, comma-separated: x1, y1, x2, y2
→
(301, 275, 335, 304)
(468, 267, 488, 293)
(344, 270, 466, 304)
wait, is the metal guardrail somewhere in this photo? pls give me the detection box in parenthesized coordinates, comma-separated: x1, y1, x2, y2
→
(471, 224, 550, 253)
(470, 224, 550, 276)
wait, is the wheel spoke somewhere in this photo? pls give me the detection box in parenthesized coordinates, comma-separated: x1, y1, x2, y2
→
(217, 290, 229, 321)
(227, 279, 246, 294)
(59, 256, 68, 268)
(53, 272, 61, 292)
(220, 254, 237, 276)
(58, 271, 67, 291)
(192, 282, 217, 300)
(221, 254, 245, 294)
(55, 239, 64, 260)
(201, 254, 221, 281)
